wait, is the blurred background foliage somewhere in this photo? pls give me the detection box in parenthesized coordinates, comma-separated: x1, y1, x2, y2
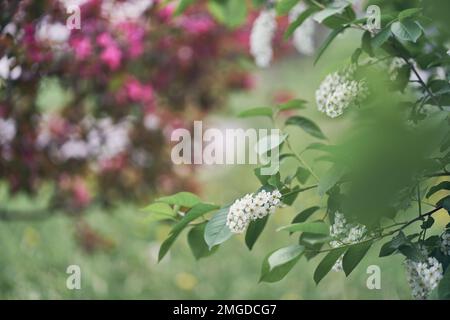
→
(1, 29, 448, 298)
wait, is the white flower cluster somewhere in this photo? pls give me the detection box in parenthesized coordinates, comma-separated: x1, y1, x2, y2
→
(0, 118, 17, 146)
(226, 189, 282, 233)
(288, 3, 316, 56)
(0, 55, 22, 80)
(35, 17, 70, 47)
(250, 9, 277, 68)
(316, 66, 369, 118)
(101, 0, 154, 24)
(36, 116, 132, 164)
(440, 231, 450, 256)
(404, 257, 443, 300)
(329, 212, 367, 272)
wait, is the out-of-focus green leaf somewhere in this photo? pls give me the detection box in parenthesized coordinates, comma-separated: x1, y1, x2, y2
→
(156, 192, 201, 208)
(238, 107, 273, 118)
(285, 116, 326, 139)
(278, 221, 329, 235)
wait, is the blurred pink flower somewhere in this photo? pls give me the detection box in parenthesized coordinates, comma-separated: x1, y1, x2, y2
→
(100, 45, 122, 70)
(96, 32, 114, 47)
(71, 37, 92, 60)
(125, 78, 154, 103)
(73, 178, 92, 208)
(179, 15, 215, 35)
(158, 3, 176, 22)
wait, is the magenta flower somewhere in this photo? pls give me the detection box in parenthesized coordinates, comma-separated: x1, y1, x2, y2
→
(100, 45, 122, 70)
(71, 37, 92, 60)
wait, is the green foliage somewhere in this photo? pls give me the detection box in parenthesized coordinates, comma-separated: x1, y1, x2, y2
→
(204, 207, 233, 249)
(260, 245, 304, 283)
(314, 247, 346, 284)
(144, 0, 450, 299)
(277, 221, 329, 235)
(285, 116, 326, 139)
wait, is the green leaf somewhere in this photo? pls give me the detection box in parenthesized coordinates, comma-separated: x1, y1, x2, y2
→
(159, 203, 219, 261)
(259, 245, 304, 283)
(398, 8, 422, 21)
(399, 244, 426, 262)
(141, 202, 176, 222)
(313, 5, 349, 24)
(278, 221, 329, 235)
(426, 182, 450, 198)
(188, 223, 218, 260)
(314, 247, 347, 284)
(174, 0, 195, 16)
(156, 192, 201, 208)
(421, 217, 435, 229)
(291, 206, 320, 224)
(314, 26, 348, 65)
(285, 116, 326, 139)
(361, 31, 373, 57)
(209, 0, 247, 28)
(438, 267, 450, 299)
(281, 185, 300, 206)
(204, 206, 233, 249)
(391, 20, 422, 43)
(371, 27, 391, 48)
(284, 6, 318, 39)
(276, 0, 299, 16)
(342, 242, 372, 276)
(278, 99, 307, 111)
(437, 195, 450, 213)
(238, 107, 273, 118)
(295, 166, 311, 184)
(318, 165, 345, 196)
(158, 233, 178, 262)
(170, 203, 219, 236)
(245, 215, 269, 250)
(256, 133, 287, 156)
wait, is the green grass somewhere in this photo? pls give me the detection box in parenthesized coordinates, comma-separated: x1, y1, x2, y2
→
(1, 30, 448, 299)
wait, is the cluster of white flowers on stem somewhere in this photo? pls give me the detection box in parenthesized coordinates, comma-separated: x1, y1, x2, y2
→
(226, 189, 282, 233)
(288, 3, 316, 56)
(404, 256, 443, 300)
(440, 231, 450, 256)
(316, 65, 369, 118)
(329, 212, 367, 272)
(250, 9, 277, 68)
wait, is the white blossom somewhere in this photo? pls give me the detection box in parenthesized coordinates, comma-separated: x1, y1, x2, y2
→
(0, 55, 22, 80)
(316, 65, 368, 118)
(59, 139, 90, 160)
(404, 257, 443, 300)
(440, 231, 450, 256)
(329, 212, 367, 272)
(101, 0, 154, 24)
(86, 118, 131, 161)
(250, 9, 277, 68)
(0, 118, 17, 145)
(288, 3, 315, 56)
(35, 18, 70, 46)
(226, 189, 283, 233)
